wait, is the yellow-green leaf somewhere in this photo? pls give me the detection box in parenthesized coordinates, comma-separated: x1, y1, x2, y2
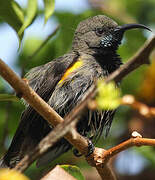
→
(0, 94, 19, 102)
(43, 0, 55, 24)
(0, 0, 24, 41)
(61, 165, 85, 180)
(18, 0, 37, 36)
(96, 80, 121, 110)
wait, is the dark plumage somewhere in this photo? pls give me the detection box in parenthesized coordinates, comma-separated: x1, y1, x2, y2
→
(0, 15, 150, 168)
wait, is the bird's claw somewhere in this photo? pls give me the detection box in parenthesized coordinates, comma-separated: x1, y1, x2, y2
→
(85, 139, 95, 157)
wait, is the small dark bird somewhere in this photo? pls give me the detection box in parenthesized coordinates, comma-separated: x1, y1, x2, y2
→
(0, 15, 150, 168)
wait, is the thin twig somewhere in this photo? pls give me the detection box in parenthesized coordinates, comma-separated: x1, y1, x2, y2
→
(121, 94, 155, 118)
(98, 137, 155, 164)
(86, 135, 155, 173)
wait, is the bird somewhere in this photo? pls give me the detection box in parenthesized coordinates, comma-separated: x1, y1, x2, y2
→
(0, 15, 150, 168)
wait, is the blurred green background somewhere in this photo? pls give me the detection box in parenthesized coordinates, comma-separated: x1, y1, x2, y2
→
(0, 0, 155, 179)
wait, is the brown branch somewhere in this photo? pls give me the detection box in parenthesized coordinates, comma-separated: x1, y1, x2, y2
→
(86, 133, 155, 179)
(90, 136, 155, 166)
(14, 117, 78, 171)
(0, 59, 89, 163)
(14, 87, 96, 171)
(0, 58, 117, 180)
(96, 162, 116, 180)
(121, 95, 155, 118)
(0, 65, 112, 180)
(0, 36, 154, 180)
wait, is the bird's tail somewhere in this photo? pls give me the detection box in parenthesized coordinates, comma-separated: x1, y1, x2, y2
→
(0, 138, 72, 168)
(0, 109, 72, 168)
(0, 108, 47, 168)
(0, 134, 38, 168)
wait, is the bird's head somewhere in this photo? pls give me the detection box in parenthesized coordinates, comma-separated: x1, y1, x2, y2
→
(72, 15, 151, 56)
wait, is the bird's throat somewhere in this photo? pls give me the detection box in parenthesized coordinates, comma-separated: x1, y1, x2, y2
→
(94, 51, 122, 73)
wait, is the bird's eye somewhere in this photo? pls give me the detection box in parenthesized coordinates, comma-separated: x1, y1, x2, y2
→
(96, 28, 104, 36)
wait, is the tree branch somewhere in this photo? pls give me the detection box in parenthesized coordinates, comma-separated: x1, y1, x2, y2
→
(121, 95, 155, 118)
(89, 136, 155, 166)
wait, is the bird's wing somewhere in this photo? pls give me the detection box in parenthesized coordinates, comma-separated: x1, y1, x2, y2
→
(25, 53, 76, 92)
(1, 53, 78, 168)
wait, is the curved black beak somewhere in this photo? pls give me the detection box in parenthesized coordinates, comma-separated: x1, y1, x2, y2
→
(115, 23, 152, 32)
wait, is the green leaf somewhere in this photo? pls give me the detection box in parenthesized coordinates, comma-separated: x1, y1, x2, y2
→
(96, 80, 121, 110)
(18, 0, 37, 36)
(0, 0, 24, 41)
(61, 165, 85, 180)
(0, 94, 19, 102)
(43, 0, 55, 24)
